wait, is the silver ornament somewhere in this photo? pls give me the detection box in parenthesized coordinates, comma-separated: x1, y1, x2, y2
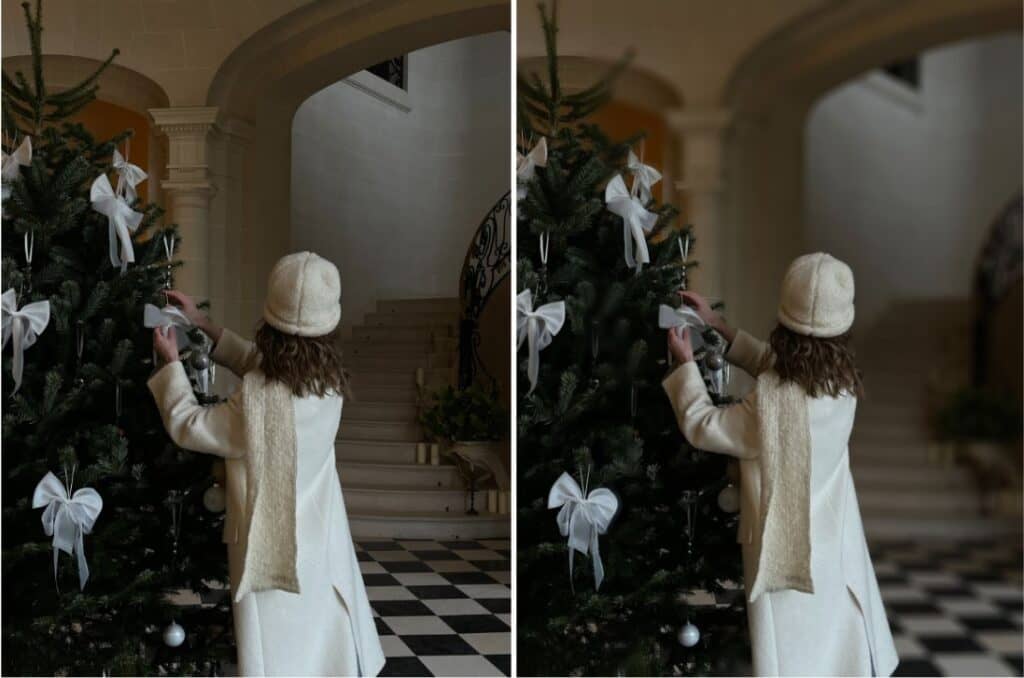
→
(717, 484, 740, 513)
(163, 621, 186, 648)
(189, 351, 210, 371)
(203, 483, 226, 513)
(705, 352, 725, 371)
(678, 622, 700, 647)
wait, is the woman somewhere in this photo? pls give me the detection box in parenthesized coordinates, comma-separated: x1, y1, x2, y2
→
(148, 252, 385, 677)
(662, 253, 898, 676)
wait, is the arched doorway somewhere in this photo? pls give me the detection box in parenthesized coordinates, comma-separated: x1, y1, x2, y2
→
(202, 0, 509, 333)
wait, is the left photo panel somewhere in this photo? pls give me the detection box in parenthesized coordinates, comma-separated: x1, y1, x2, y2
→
(0, 1, 512, 676)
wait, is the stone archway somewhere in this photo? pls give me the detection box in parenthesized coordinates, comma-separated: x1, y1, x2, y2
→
(183, 0, 509, 333)
(719, 0, 1021, 335)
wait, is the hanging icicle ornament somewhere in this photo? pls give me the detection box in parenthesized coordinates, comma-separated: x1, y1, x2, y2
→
(516, 136, 547, 202)
(74, 320, 86, 387)
(516, 289, 565, 394)
(605, 174, 658, 271)
(1, 288, 50, 394)
(547, 469, 619, 591)
(90, 174, 144, 272)
(111, 146, 147, 202)
(1, 135, 32, 217)
(162, 233, 176, 289)
(31, 469, 103, 590)
(626, 146, 662, 203)
(680, 489, 700, 557)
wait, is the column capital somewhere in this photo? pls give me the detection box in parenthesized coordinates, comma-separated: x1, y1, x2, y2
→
(149, 106, 220, 190)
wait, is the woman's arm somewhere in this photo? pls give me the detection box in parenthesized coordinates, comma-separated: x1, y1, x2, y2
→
(678, 290, 770, 379)
(662, 361, 760, 460)
(164, 290, 258, 378)
(147, 361, 246, 459)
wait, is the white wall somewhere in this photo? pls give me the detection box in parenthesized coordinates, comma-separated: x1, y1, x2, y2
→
(804, 33, 1023, 333)
(291, 32, 510, 331)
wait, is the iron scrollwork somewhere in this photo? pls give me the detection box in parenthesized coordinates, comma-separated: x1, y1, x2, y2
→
(459, 191, 511, 389)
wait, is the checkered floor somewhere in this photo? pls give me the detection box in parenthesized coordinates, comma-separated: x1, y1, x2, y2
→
(356, 538, 511, 677)
(872, 539, 1023, 677)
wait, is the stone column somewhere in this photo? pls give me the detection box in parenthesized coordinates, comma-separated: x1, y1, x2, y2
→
(149, 107, 220, 299)
(666, 108, 731, 299)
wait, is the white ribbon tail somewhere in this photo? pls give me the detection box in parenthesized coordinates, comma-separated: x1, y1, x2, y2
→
(526, 316, 539, 394)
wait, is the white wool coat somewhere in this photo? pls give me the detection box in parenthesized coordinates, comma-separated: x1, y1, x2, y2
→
(148, 329, 385, 677)
(662, 330, 899, 677)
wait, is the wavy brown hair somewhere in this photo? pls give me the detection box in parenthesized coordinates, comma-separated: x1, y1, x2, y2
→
(254, 322, 352, 399)
(765, 324, 864, 398)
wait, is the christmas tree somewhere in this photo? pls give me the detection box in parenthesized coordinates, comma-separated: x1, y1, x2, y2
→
(2, 2, 231, 674)
(516, 3, 747, 675)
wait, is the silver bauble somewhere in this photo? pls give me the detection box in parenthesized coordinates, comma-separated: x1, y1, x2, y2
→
(190, 351, 210, 371)
(717, 484, 740, 513)
(705, 353, 725, 371)
(203, 483, 226, 513)
(678, 622, 700, 647)
(163, 621, 186, 648)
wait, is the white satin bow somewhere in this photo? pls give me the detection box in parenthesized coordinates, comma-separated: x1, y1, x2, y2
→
(516, 137, 548, 201)
(627, 149, 661, 203)
(91, 174, 144, 271)
(605, 174, 658, 270)
(2, 288, 50, 394)
(143, 304, 192, 351)
(2, 136, 32, 215)
(548, 472, 619, 590)
(112, 149, 147, 202)
(657, 303, 707, 353)
(32, 471, 103, 590)
(517, 289, 565, 394)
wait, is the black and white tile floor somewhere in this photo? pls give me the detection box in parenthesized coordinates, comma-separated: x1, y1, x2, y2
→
(356, 538, 511, 677)
(871, 539, 1023, 677)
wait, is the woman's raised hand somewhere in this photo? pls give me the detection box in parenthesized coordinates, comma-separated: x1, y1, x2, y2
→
(165, 289, 203, 325)
(667, 326, 694, 364)
(678, 290, 736, 343)
(153, 326, 180, 364)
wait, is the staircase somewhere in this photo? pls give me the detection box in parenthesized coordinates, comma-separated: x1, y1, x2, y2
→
(336, 297, 509, 539)
(851, 299, 1016, 538)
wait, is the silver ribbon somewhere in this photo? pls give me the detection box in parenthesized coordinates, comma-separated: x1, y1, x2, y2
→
(627, 149, 662, 203)
(605, 174, 658, 270)
(143, 303, 192, 351)
(32, 471, 103, 590)
(1, 288, 50, 394)
(1, 136, 32, 216)
(90, 174, 144, 271)
(111, 149, 147, 202)
(516, 137, 547, 202)
(516, 289, 565, 394)
(547, 472, 619, 590)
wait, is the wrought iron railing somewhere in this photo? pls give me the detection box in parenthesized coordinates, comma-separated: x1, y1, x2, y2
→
(458, 191, 511, 388)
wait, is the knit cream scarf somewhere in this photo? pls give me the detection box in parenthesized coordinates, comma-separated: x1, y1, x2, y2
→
(233, 370, 300, 601)
(747, 370, 814, 602)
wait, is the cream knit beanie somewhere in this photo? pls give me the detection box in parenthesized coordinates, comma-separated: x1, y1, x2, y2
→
(263, 252, 341, 337)
(777, 252, 855, 338)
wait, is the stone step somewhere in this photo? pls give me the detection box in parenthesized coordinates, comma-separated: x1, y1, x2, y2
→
(851, 424, 932, 443)
(376, 298, 460, 315)
(344, 342, 433, 359)
(339, 419, 421, 442)
(351, 372, 418, 388)
(353, 326, 450, 342)
(851, 464, 972, 490)
(348, 510, 510, 540)
(344, 401, 419, 422)
(849, 442, 935, 466)
(347, 354, 432, 371)
(343, 485, 477, 513)
(864, 516, 1018, 540)
(349, 385, 417, 403)
(336, 440, 419, 464)
(338, 461, 461, 489)
(363, 312, 457, 328)
(858, 486, 980, 517)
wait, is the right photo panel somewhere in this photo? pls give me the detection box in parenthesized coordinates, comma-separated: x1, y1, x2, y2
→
(515, 1, 1024, 677)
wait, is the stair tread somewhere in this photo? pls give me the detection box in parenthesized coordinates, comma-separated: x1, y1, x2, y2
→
(348, 508, 507, 520)
(343, 483, 465, 494)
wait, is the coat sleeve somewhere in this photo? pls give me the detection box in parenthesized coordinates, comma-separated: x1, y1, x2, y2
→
(210, 327, 260, 379)
(725, 329, 772, 379)
(662, 362, 760, 460)
(148, 361, 246, 459)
